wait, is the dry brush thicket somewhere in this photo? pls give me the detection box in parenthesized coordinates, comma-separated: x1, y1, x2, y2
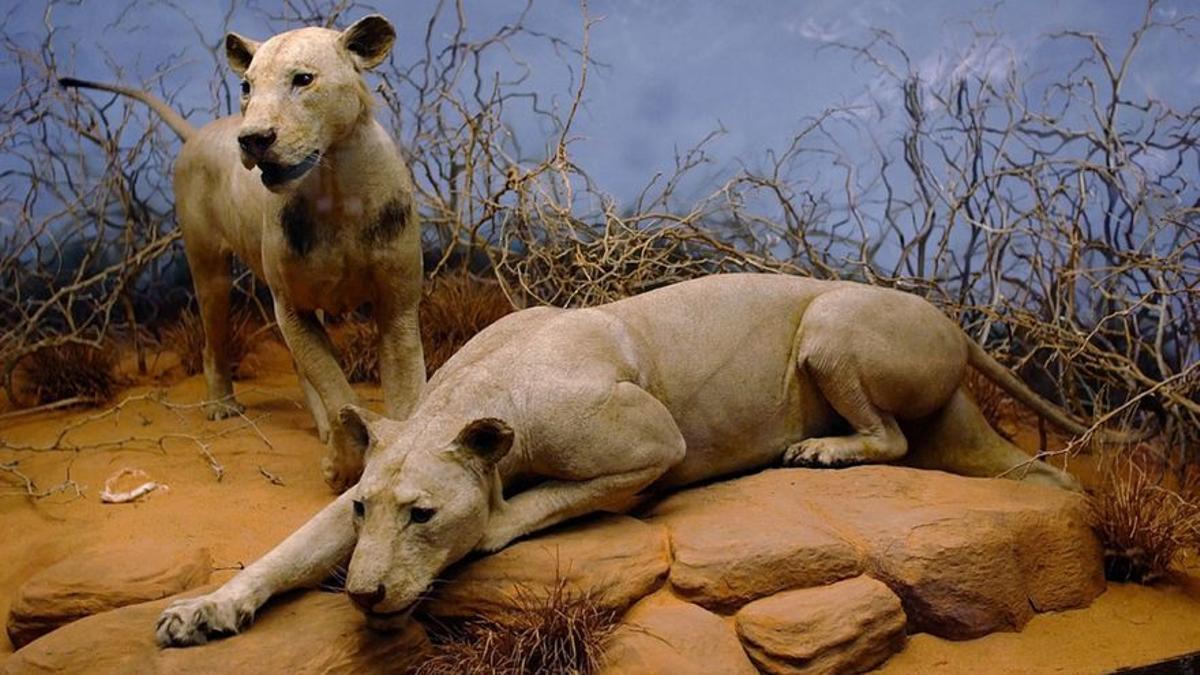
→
(0, 0, 1196, 487)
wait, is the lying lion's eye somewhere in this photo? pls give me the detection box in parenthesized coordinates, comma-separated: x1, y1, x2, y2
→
(292, 72, 314, 87)
(352, 499, 365, 519)
(240, 80, 251, 96)
(410, 507, 436, 524)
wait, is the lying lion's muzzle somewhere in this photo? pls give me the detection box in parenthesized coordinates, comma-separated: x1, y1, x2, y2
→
(360, 602, 416, 632)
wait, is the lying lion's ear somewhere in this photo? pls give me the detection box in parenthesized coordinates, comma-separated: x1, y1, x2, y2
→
(454, 418, 514, 466)
(225, 32, 260, 78)
(334, 404, 385, 457)
(339, 15, 396, 70)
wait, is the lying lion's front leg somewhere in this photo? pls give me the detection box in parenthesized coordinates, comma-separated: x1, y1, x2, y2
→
(156, 491, 358, 647)
(479, 465, 669, 552)
(478, 382, 686, 552)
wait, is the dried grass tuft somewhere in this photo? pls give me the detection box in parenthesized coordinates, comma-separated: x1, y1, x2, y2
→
(416, 578, 618, 675)
(1088, 452, 1200, 584)
(337, 319, 380, 384)
(17, 342, 118, 406)
(420, 271, 515, 376)
(161, 306, 260, 377)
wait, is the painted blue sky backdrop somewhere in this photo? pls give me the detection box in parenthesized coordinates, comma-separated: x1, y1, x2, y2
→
(2, 0, 1197, 204)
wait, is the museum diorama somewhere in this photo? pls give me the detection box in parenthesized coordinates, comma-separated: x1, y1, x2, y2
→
(1, 2, 1197, 673)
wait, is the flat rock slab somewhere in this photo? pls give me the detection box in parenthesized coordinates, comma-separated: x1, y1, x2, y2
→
(425, 514, 671, 620)
(4, 589, 429, 674)
(649, 489, 863, 612)
(648, 466, 1105, 638)
(6, 544, 211, 648)
(601, 591, 757, 675)
(736, 575, 907, 674)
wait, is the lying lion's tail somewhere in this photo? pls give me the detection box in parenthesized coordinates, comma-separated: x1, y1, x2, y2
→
(58, 77, 197, 143)
(966, 339, 1155, 444)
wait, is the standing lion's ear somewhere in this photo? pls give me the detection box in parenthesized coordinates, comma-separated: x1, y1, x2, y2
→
(225, 32, 260, 77)
(334, 405, 385, 458)
(454, 418, 514, 466)
(339, 15, 396, 70)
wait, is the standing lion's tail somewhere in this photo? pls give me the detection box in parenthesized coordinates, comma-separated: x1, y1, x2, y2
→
(965, 339, 1156, 444)
(58, 77, 197, 143)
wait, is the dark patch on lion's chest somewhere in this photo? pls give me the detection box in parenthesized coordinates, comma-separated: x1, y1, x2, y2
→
(362, 197, 409, 245)
(280, 195, 317, 257)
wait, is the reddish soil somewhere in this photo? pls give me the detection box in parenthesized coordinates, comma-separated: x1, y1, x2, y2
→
(1, 342, 1198, 670)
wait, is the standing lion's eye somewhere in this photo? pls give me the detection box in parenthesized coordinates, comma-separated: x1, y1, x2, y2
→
(352, 499, 365, 519)
(410, 507, 436, 524)
(240, 80, 251, 96)
(292, 72, 314, 87)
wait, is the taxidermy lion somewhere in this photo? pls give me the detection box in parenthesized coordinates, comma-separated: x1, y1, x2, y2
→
(60, 15, 423, 492)
(156, 273, 1141, 647)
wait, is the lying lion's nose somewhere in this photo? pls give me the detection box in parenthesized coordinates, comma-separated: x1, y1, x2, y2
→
(348, 584, 386, 610)
(237, 128, 277, 157)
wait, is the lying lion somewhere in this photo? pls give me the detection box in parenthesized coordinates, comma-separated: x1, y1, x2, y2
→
(157, 273, 1123, 646)
(61, 15, 423, 492)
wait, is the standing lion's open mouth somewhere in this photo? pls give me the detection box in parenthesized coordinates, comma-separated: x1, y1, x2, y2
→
(258, 150, 320, 188)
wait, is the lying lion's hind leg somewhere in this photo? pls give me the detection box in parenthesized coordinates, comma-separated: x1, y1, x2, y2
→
(784, 354, 908, 467)
(901, 389, 1082, 491)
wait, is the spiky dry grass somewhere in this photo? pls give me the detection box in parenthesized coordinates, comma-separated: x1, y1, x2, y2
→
(161, 306, 260, 378)
(1089, 452, 1200, 584)
(416, 579, 618, 675)
(17, 342, 119, 406)
(334, 272, 515, 383)
(336, 319, 379, 384)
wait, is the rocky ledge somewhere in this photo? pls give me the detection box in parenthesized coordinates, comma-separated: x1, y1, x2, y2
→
(5, 466, 1104, 674)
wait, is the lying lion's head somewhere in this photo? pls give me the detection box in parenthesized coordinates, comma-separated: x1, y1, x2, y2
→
(334, 405, 511, 626)
(224, 15, 395, 190)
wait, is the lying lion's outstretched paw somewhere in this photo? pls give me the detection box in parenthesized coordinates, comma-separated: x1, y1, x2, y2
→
(322, 451, 363, 493)
(204, 399, 246, 421)
(783, 438, 860, 468)
(155, 593, 253, 648)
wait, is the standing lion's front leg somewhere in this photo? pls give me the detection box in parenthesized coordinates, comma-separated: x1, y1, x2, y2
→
(156, 491, 358, 647)
(376, 292, 425, 421)
(275, 299, 362, 491)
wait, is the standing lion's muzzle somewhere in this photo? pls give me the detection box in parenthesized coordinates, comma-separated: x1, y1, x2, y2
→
(238, 128, 276, 159)
(256, 151, 321, 188)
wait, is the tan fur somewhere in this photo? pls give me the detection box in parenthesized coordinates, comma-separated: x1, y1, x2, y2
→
(155, 274, 1088, 646)
(63, 16, 424, 492)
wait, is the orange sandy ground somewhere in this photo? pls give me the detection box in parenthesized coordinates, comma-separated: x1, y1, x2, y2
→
(1, 343, 1198, 672)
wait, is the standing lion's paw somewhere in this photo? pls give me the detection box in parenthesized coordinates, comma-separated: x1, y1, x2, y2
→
(322, 451, 363, 494)
(155, 593, 253, 648)
(204, 399, 246, 421)
(782, 438, 860, 468)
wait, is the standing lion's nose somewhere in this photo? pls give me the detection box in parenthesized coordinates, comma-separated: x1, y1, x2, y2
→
(348, 584, 386, 610)
(237, 128, 277, 157)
